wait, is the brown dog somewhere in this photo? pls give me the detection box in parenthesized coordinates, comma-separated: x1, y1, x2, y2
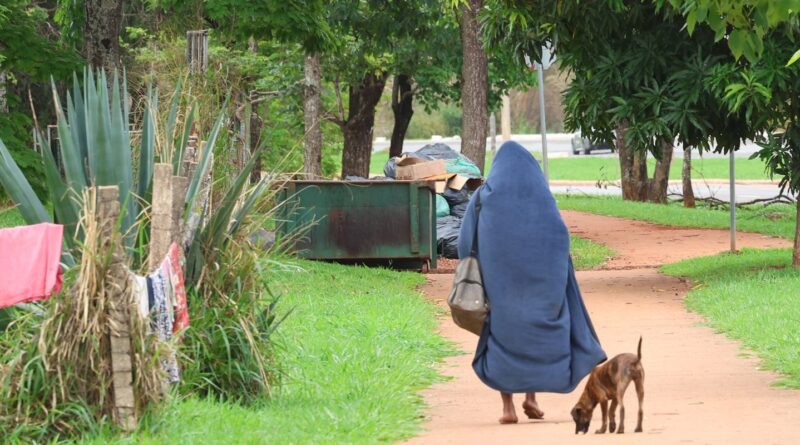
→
(570, 337, 644, 435)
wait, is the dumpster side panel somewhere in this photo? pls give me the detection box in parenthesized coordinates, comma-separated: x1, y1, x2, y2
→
(279, 181, 435, 263)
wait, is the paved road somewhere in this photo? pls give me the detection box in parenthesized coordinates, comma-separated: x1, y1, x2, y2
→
(550, 181, 786, 203)
(375, 135, 763, 159)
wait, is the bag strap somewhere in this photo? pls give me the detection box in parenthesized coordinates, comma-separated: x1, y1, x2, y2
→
(470, 188, 482, 256)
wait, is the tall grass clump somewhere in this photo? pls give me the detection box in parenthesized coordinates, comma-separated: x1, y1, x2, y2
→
(0, 189, 162, 442)
(0, 68, 288, 437)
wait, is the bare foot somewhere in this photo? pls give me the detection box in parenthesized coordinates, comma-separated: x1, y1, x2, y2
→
(522, 400, 545, 419)
(499, 413, 519, 424)
(499, 392, 518, 425)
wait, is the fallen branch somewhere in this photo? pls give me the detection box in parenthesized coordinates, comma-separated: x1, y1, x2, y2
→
(667, 192, 796, 208)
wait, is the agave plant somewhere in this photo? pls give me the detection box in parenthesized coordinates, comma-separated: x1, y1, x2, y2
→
(0, 68, 266, 283)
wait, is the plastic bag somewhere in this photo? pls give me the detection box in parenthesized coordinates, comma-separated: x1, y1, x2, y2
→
(436, 195, 450, 217)
(437, 216, 462, 259)
(446, 158, 482, 178)
(443, 187, 469, 206)
(450, 202, 469, 219)
(417, 143, 461, 160)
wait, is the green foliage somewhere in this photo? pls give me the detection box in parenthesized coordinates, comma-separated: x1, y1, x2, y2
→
(667, 0, 800, 62)
(0, 139, 53, 229)
(0, 68, 268, 282)
(205, 0, 332, 52)
(0, 70, 141, 254)
(486, 2, 753, 156)
(0, 112, 46, 200)
(0, 206, 25, 228)
(719, 32, 800, 201)
(180, 244, 288, 403)
(0, 0, 80, 200)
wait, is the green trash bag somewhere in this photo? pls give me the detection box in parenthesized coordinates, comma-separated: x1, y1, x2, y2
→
(446, 157, 482, 178)
(436, 194, 450, 217)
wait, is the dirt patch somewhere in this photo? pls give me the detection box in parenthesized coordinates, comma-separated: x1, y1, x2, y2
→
(406, 211, 797, 445)
(429, 257, 458, 274)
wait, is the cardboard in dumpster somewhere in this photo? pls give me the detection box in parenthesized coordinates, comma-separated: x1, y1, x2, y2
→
(395, 157, 448, 180)
(424, 173, 456, 193)
(447, 174, 482, 191)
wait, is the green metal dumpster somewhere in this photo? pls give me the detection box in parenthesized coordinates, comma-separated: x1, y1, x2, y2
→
(276, 180, 437, 271)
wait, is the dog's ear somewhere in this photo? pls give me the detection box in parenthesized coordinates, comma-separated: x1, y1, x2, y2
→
(570, 407, 580, 422)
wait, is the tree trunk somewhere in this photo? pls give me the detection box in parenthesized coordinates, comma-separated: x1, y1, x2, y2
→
(617, 124, 635, 200)
(632, 151, 649, 200)
(682, 147, 696, 208)
(0, 71, 7, 113)
(459, 0, 489, 173)
(84, 0, 123, 73)
(340, 72, 388, 178)
(648, 141, 673, 203)
(304, 52, 323, 179)
(389, 74, 414, 158)
(616, 122, 648, 201)
(794, 197, 800, 268)
(248, 37, 263, 184)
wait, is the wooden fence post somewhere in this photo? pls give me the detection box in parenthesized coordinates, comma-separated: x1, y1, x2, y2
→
(172, 175, 188, 242)
(150, 164, 173, 269)
(186, 30, 209, 74)
(97, 185, 137, 432)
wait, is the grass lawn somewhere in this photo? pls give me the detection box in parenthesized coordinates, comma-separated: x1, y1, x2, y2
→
(571, 236, 614, 270)
(371, 150, 772, 181)
(539, 156, 768, 182)
(556, 195, 796, 240)
(79, 260, 455, 445)
(662, 248, 800, 388)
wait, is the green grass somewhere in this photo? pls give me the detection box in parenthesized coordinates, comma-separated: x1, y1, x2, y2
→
(556, 195, 795, 240)
(662, 248, 800, 388)
(571, 236, 614, 270)
(371, 150, 772, 181)
(77, 260, 454, 445)
(542, 156, 769, 181)
(0, 205, 23, 228)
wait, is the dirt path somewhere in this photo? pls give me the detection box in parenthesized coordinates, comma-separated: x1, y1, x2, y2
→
(406, 211, 798, 445)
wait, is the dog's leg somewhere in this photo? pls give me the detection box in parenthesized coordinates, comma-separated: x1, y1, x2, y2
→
(595, 400, 608, 434)
(616, 381, 632, 434)
(608, 399, 618, 433)
(634, 374, 645, 433)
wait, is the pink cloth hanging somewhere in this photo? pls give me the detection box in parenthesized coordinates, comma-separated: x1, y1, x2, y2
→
(167, 242, 189, 333)
(0, 223, 64, 308)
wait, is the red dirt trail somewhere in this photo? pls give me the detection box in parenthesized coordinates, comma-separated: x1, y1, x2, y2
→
(406, 211, 797, 445)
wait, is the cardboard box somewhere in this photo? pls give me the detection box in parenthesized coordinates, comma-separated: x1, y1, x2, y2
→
(448, 174, 469, 191)
(395, 157, 448, 180)
(421, 173, 456, 193)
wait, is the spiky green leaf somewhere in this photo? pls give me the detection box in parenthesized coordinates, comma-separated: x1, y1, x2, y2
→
(0, 139, 50, 225)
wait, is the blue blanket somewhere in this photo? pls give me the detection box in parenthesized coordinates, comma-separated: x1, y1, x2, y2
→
(458, 141, 606, 393)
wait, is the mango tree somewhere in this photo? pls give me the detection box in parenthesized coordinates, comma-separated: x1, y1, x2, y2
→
(484, 0, 751, 203)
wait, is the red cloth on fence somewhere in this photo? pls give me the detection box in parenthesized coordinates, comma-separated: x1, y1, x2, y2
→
(167, 242, 189, 332)
(0, 223, 64, 308)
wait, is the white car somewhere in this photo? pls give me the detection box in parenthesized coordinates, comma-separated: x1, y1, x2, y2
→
(571, 130, 615, 155)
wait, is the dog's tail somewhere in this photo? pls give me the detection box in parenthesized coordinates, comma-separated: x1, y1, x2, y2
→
(636, 336, 642, 362)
